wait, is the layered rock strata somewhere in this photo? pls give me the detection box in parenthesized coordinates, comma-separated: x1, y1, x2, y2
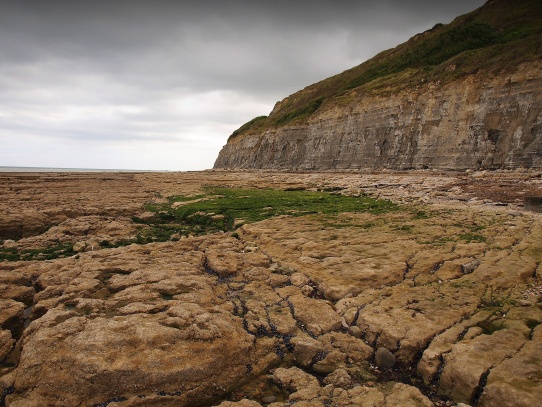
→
(214, 62, 542, 171)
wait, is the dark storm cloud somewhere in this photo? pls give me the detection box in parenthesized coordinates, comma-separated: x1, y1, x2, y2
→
(0, 0, 485, 93)
(0, 0, 486, 170)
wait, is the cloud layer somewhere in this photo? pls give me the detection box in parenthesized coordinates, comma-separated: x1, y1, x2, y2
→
(0, 0, 485, 170)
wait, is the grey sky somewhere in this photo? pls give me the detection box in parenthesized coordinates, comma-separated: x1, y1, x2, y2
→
(0, 0, 486, 170)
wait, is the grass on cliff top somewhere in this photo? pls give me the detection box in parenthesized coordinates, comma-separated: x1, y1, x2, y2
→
(134, 187, 397, 242)
(228, 0, 542, 139)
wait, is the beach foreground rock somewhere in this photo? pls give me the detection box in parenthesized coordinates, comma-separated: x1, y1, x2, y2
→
(0, 170, 541, 406)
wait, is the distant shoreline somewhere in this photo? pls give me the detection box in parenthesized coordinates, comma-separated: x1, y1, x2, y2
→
(0, 166, 162, 173)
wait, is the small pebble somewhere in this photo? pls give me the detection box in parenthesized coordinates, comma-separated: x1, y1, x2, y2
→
(375, 347, 396, 369)
(261, 395, 276, 404)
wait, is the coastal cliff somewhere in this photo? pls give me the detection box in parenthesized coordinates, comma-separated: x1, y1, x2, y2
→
(214, 0, 542, 170)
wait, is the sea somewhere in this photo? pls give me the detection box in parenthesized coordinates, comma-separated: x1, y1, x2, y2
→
(0, 166, 155, 173)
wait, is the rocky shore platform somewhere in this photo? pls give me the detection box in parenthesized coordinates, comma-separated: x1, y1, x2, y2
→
(1, 169, 541, 407)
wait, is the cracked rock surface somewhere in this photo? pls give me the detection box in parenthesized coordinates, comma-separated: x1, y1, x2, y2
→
(0, 170, 541, 407)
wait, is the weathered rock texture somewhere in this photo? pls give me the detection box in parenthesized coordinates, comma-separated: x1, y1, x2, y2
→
(1, 170, 541, 407)
(215, 62, 542, 171)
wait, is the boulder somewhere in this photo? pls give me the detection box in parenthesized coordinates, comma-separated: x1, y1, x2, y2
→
(438, 329, 526, 404)
(477, 325, 542, 407)
(375, 347, 396, 369)
(288, 295, 342, 336)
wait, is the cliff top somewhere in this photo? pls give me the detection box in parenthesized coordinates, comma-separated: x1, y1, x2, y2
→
(229, 0, 542, 141)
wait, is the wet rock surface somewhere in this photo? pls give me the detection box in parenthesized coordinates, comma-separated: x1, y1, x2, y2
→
(0, 170, 541, 406)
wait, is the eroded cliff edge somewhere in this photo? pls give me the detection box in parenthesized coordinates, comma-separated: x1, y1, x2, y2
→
(215, 63, 542, 170)
(214, 0, 542, 171)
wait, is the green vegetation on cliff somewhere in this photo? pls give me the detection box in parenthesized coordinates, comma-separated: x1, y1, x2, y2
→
(229, 0, 542, 140)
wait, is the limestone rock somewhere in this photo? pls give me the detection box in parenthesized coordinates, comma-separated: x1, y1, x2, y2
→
(206, 249, 240, 276)
(417, 310, 494, 384)
(323, 368, 353, 389)
(2, 240, 17, 249)
(477, 325, 542, 407)
(345, 386, 386, 406)
(0, 209, 50, 240)
(0, 329, 14, 361)
(214, 61, 542, 172)
(290, 333, 323, 367)
(290, 272, 310, 287)
(273, 367, 322, 402)
(375, 347, 396, 369)
(3, 238, 270, 407)
(356, 282, 481, 364)
(461, 259, 481, 275)
(0, 284, 34, 306)
(72, 241, 87, 252)
(0, 299, 24, 328)
(271, 367, 434, 407)
(216, 401, 262, 407)
(273, 366, 320, 391)
(1, 170, 541, 407)
(384, 383, 434, 407)
(9, 313, 254, 406)
(438, 329, 526, 404)
(9, 215, 139, 254)
(288, 294, 342, 336)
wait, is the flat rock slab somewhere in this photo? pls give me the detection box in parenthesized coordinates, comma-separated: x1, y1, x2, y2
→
(4, 238, 266, 407)
(438, 329, 526, 404)
(478, 325, 542, 407)
(10, 312, 254, 407)
(1, 171, 541, 407)
(288, 294, 342, 336)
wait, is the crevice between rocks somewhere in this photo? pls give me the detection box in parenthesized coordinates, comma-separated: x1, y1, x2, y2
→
(284, 298, 318, 339)
(0, 386, 14, 407)
(472, 369, 491, 406)
(92, 396, 128, 407)
(402, 254, 416, 280)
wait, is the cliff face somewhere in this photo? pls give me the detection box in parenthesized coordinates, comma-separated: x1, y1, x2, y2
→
(215, 62, 542, 170)
(214, 0, 542, 171)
